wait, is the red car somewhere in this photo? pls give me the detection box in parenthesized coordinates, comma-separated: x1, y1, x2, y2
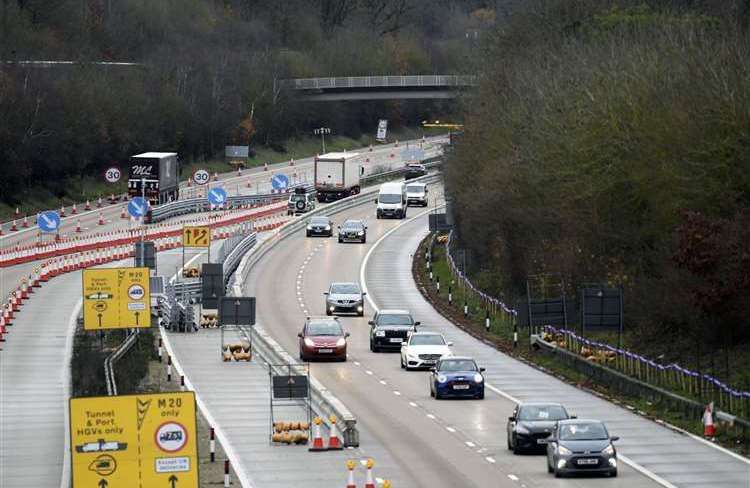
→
(298, 317, 349, 361)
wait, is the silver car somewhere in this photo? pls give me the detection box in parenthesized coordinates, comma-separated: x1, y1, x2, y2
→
(324, 282, 366, 316)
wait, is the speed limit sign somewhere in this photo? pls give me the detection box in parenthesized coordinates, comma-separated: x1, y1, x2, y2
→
(192, 169, 210, 186)
(105, 167, 121, 184)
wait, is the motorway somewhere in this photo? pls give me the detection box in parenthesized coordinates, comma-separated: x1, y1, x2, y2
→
(243, 184, 750, 488)
(244, 186, 663, 488)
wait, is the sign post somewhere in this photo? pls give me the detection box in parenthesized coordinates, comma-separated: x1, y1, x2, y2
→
(313, 127, 331, 153)
(82, 267, 151, 330)
(69, 392, 199, 488)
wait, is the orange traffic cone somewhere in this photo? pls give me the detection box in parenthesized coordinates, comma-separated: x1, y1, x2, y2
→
(10, 220, 17, 231)
(22, 216, 29, 228)
(85, 200, 91, 211)
(98, 212, 105, 225)
(76, 220, 82, 233)
(327, 415, 343, 450)
(264, 162, 268, 171)
(703, 402, 716, 439)
(120, 207, 127, 219)
(346, 460, 356, 488)
(290, 158, 295, 166)
(309, 417, 326, 452)
(72, 203, 78, 214)
(60, 205, 66, 217)
(364, 459, 375, 488)
(97, 196, 103, 208)
(213, 172, 219, 181)
(237, 167, 242, 176)
(14, 207, 20, 218)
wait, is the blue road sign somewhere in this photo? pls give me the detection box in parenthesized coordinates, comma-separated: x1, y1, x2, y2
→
(271, 174, 289, 190)
(128, 197, 149, 218)
(38, 210, 61, 233)
(207, 187, 228, 206)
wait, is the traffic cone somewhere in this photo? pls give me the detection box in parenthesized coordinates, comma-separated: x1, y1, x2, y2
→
(85, 200, 91, 211)
(364, 459, 375, 488)
(14, 207, 20, 218)
(703, 402, 716, 439)
(369, 144, 373, 152)
(237, 167, 242, 176)
(22, 216, 29, 228)
(327, 415, 343, 450)
(60, 205, 66, 217)
(76, 220, 82, 233)
(309, 417, 326, 451)
(395, 139, 399, 147)
(345, 460, 356, 488)
(10, 220, 17, 231)
(72, 203, 78, 214)
(213, 172, 218, 181)
(187, 178, 192, 187)
(264, 162, 268, 171)
(97, 197, 103, 208)
(120, 207, 127, 219)
(109, 193, 116, 203)
(290, 158, 295, 166)
(98, 212, 105, 225)
(0, 317, 6, 342)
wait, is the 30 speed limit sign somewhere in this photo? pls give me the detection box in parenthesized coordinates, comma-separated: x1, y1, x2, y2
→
(105, 167, 121, 183)
(192, 169, 210, 186)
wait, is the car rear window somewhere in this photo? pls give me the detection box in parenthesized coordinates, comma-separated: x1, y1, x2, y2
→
(518, 405, 568, 421)
(377, 314, 413, 326)
(558, 423, 608, 440)
(409, 334, 445, 346)
(307, 321, 342, 336)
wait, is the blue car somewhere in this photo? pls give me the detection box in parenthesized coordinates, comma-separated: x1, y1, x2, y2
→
(429, 356, 485, 399)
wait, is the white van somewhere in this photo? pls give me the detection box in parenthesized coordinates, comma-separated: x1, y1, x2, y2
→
(376, 182, 407, 219)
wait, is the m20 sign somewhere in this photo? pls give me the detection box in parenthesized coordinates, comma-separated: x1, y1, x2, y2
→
(182, 226, 211, 248)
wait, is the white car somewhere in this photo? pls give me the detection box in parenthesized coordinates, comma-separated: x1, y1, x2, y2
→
(400, 332, 453, 370)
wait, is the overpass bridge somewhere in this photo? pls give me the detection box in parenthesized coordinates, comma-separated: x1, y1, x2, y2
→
(277, 75, 476, 101)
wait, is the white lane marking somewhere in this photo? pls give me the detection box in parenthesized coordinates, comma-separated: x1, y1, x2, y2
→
(426, 414, 436, 420)
(446, 426, 456, 433)
(379, 380, 387, 385)
(409, 402, 418, 407)
(359, 205, 445, 312)
(485, 457, 496, 464)
(366, 370, 373, 375)
(508, 474, 519, 481)
(60, 299, 82, 488)
(356, 200, 691, 488)
(353, 361, 360, 366)
(465, 441, 475, 448)
(393, 391, 401, 396)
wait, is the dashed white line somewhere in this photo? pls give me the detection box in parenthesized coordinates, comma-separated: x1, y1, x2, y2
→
(379, 380, 387, 385)
(366, 370, 373, 375)
(409, 402, 418, 407)
(485, 457, 496, 464)
(508, 474, 519, 481)
(445, 426, 456, 433)
(465, 441, 475, 448)
(426, 414, 435, 420)
(393, 391, 401, 396)
(353, 361, 360, 366)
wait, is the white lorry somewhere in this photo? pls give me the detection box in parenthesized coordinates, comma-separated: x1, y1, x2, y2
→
(314, 152, 364, 202)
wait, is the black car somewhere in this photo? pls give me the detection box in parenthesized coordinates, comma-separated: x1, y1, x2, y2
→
(542, 419, 619, 478)
(404, 163, 427, 180)
(368, 309, 419, 352)
(507, 402, 571, 453)
(337, 219, 367, 243)
(306, 216, 333, 237)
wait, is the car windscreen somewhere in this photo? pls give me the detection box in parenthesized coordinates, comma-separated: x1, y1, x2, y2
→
(377, 314, 413, 326)
(307, 321, 343, 336)
(558, 423, 608, 441)
(310, 217, 329, 225)
(409, 334, 445, 346)
(438, 359, 477, 372)
(331, 284, 360, 294)
(518, 405, 568, 421)
(378, 193, 402, 204)
(341, 221, 363, 230)
(406, 185, 424, 193)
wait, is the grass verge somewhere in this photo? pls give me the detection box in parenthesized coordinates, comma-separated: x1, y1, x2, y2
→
(413, 234, 749, 456)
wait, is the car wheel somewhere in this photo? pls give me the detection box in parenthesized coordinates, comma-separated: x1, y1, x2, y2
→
(547, 460, 554, 474)
(609, 469, 618, 478)
(507, 434, 513, 450)
(362, 236, 366, 243)
(554, 467, 563, 478)
(476, 390, 484, 400)
(370, 341, 378, 352)
(306, 231, 311, 237)
(513, 443, 523, 455)
(376, 213, 380, 219)
(326, 309, 332, 316)
(400, 356, 405, 369)
(435, 390, 442, 400)
(338, 237, 343, 243)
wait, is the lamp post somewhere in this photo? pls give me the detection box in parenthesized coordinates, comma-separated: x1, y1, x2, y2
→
(314, 127, 331, 153)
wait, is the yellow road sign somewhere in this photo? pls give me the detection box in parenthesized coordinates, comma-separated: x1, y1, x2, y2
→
(70, 392, 199, 488)
(182, 226, 211, 248)
(82, 267, 150, 330)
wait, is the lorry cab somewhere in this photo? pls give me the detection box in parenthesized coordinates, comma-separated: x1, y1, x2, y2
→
(376, 182, 407, 219)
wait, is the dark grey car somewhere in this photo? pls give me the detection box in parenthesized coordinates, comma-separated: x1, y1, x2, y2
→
(324, 282, 366, 316)
(368, 309, 419, 352)
(337, 219, 367, 243)
(542, 419, 619, 478)
(507, 402, 571, 453)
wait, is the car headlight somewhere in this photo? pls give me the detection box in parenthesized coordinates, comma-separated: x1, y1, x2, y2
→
(357, 231, 364, 236)
(329, 306, 335, 311)
(375, 330, 385, 337)
(515, 424, 530, 435)
(437, 374, 447, 383)
(602, 444, 615, 456)
(324, 225, 331, 230)
(357, 305, 363, 312)
(473, 373, 483, 383)
(304, 338, 315, 347)
(557, 445, 572, 455)
(306, 225, 312, 229)
(336, 337, 346, 347)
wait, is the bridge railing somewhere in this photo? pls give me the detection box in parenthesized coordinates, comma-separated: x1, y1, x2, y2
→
(279, 75, 476, 90)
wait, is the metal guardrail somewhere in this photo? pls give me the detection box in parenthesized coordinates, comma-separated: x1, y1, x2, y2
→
(279, 75, 477, 90)
(104, 329, 140, 396)
(222, 233, 258, 289)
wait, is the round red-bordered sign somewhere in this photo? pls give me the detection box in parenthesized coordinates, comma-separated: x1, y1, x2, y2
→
(105, 167, 122, 183)
(154, 421, 188, 453)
